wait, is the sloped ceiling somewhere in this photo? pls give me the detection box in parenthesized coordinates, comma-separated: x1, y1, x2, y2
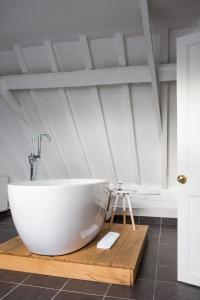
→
(0, 34, 165, 185)
(0, 0, 200, 49)
(0, 0, 179, 189)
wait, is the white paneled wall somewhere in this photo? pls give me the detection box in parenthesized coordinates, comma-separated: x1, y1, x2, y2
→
(0, 30, 181, 216)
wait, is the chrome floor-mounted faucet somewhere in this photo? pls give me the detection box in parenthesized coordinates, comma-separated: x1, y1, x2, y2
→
(28, 132, 51, 181)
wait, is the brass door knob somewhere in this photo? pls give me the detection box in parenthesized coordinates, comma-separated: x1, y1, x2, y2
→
(177, 175, 187, 184)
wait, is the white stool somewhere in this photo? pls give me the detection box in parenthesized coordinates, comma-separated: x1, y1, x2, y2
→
(110, 183, 136, 231)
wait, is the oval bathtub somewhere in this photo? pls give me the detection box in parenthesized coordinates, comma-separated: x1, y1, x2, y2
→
(8, 179, 109, 255)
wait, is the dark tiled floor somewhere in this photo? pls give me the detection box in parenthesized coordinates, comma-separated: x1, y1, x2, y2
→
(0, 213, 200, 299)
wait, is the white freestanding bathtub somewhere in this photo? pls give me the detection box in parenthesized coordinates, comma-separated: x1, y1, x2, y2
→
(8, 179, 109, 255)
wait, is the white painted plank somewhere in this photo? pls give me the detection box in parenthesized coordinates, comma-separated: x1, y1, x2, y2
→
(14, 45, 68, 179)
(79, 36, 93, 70)
(160, 28, 169, 188)
(1, 64, 176, 91)
(80, 35, 118, 183)
(66, 87, 116, 181)
(131, 83, 161, 184)
(44, 40, 93, 178)
(139, 0, 162, 136)
(115, 32, 141, 183)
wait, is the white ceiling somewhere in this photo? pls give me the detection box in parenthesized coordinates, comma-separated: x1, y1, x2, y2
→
(0, 0, 200, 49)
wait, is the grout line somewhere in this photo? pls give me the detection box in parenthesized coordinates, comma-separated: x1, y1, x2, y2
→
(104, 296, 136, 300)
(102, 283, 112, 299)
(0, 274, 31, 300)
(52, 288, 107, 298)
(50, 279, 70, 300)
(152, 219, 162, 300)
(156, 280, 177, 285)
(19, 283, 60, 291)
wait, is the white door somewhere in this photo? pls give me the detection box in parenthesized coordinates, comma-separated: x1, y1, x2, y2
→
(177, 31, 200, 286)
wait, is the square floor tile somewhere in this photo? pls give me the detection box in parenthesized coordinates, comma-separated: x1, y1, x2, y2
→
(157, 265, 177, 282)
(141, 242, 158, 265)
(154, 282, 200, 300)
(0, 270, 29, 283)
(158, 243, 177, 266)
(0, 231, 17, 243)
(140, 217, 161, 225)
(24, 274, 67, 289)
(137, 263, 156, 281)
(160, 228, 177, 244)
(54, 290, 102, 300)
(161, 218, 177, 226)
(64, 279, 108, 295)
(3, 285, 57, 299)
(107, 279, 154, 300)
(0, 281, 17, 297)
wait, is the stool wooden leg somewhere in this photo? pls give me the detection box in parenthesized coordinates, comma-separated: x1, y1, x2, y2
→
(126, 194, 136, 231)
(123, 195, 126, 225)
(110, 194, 119, 224)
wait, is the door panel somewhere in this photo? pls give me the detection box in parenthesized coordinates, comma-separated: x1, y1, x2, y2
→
(177, 31, 200, 286)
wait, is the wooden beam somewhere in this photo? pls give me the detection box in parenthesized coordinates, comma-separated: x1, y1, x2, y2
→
(44, 40, 93, 178)
(79, 35, 93, 70)
(79, 35, 118, 183)
(0, 64, 176, 91)
(160, 28, 169, 188)
(139, 0, 162, 137)
(115, 33, 141, 184)
(0, 83, 27, 124)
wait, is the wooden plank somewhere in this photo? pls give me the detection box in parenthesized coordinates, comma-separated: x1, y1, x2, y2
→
(139, 0, 162, 136)
(112, 225, 148, 268)
(79, 35, 118, 183)
(44, 40, 94, 178)
(0, 224, 148, 285)
(13, 45, 53, 179)
(0, 83, 27, 124)
(75, 223, 132, 266)
(0, 254, 131, 285)
(0, 64, 176, 91)
(115, 32, 141, 183)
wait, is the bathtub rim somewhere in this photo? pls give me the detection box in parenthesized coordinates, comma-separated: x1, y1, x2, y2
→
(8, 178, 109, 188)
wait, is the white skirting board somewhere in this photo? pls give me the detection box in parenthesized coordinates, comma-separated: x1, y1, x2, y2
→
(0, 176, 9, 212)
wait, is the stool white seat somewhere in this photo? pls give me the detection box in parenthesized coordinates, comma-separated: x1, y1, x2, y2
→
(110, 187, 136, 231)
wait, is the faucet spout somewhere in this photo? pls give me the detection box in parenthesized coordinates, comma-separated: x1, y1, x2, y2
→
(29, 132, 51, 181)
(31, 132, 51, 156)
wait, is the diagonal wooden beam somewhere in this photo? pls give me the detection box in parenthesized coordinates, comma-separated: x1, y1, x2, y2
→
(115, 32, 141, 184)
(0, 80, 28, 125)
(139, 0, 162, 137)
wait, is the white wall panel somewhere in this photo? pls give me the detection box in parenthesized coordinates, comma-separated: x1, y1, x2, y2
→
(99, 85, 138, 182)
(36, 89, 91, 178)
(0, 96, 29, 180)
(0, 50, 21, 75)
(13, 90, 67, 179)
(0, 31, 181, 216)
(90, 37, 118, 69)
(54, 41, 84, 72)
(66, 87, 117, 182)
(22, 46, 51, 73)
(131, 84, 161, 185)
(126, 34, 160, 66)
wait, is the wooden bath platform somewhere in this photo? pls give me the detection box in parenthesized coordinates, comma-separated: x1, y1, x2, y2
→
(0, 223, 148, 286)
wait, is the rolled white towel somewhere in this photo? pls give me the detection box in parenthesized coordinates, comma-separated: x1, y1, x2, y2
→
(97, 232, 120, 249)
